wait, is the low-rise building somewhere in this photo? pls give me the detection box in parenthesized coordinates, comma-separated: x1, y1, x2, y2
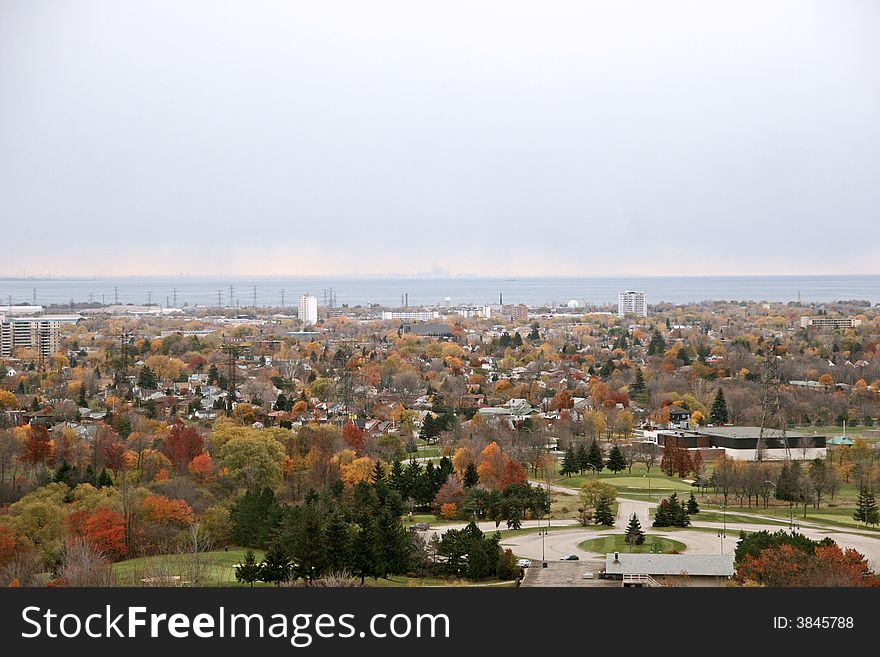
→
(800, 316, 861, 329)
(604, 553, 734, 587)
(656, 426, 826, 460)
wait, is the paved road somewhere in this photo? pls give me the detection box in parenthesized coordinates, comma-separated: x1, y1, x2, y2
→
(424, 481, 880, 569)
(495, 519, 880, 570)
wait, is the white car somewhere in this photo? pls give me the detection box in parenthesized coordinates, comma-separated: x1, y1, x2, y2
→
(516, 559, 532, 568)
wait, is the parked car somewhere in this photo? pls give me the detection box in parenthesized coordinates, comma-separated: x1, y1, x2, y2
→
(560, 554, 580, 561)
(409, 522, 430, 531)
(516, 559, 532, 568)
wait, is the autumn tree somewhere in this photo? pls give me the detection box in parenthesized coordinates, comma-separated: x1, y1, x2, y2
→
(22, 422, 53, 468)
(188, 453, 215, 482)
(162, 421, 204, 471)
(342, 421, 365, 453)
(65, 508, 127, 561)
(476, 442, 505, 491)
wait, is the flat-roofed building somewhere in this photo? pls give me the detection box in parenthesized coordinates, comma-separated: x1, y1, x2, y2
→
(0, 314, 79, 357)
(800, 316, 861, 329)
(618, 290, 647, 317)
(656, 426, 826, 461)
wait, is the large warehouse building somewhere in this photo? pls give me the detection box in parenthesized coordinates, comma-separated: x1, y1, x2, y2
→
(654, 426, 826, 461)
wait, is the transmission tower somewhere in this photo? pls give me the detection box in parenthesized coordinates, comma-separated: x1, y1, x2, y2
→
(221, 337, 244, 415)
(756, 341, 790, 460)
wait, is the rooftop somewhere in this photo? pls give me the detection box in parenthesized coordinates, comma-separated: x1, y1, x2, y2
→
(696, 426, 818, 440)
(605, 553, 734, 577)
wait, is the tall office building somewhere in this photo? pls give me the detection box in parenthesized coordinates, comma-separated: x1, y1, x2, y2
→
(298, 294, 318, 326)
(618, 290, 647, 317)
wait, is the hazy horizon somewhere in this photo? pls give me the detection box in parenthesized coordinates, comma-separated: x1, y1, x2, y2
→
(2, 1, 879, 277)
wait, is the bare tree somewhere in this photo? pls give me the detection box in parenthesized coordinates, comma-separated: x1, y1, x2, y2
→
(0, 551, 44, 587)
(640, 443, 660, 473)
(60, 537, 117, 587)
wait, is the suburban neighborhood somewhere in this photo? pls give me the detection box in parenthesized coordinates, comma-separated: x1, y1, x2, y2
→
(1, 292, 879, 588)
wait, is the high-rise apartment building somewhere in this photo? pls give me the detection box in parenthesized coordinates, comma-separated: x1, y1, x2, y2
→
(618, 290, 647, 317)
(298, 294, 318, 325)
(0, 315, 68, 357)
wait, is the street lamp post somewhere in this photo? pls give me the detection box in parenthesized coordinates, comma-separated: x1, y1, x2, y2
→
(718, 503, 727, 554)
(643, 473, 652, 500)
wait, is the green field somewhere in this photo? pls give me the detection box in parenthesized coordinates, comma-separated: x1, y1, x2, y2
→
(687, 511, 790, 527)
(555, 466, 694, 500)
(113, 548, 265, 586)
(578, 534, 687, 555)
(368, 575, 517, 587)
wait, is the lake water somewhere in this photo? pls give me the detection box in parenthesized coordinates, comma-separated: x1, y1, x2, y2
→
(1, 275, 879, 309)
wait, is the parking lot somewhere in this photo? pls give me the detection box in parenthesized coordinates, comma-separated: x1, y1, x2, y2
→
(520, 558, 619, 587)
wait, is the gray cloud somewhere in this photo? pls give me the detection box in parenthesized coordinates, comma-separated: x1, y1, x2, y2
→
(1, 0, 879, 276)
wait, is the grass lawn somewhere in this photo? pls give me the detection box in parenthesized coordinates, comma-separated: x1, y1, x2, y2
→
(403, 513, 460, 526)
(578, 534, 687, 555)
(367, 575, 516, 587)
(554, 466, 694, 497)
(113, 548, 265, 586)
(688, 511, 790, 527)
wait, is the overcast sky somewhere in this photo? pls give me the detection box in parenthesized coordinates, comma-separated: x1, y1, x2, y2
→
(1, 1, 879, 277)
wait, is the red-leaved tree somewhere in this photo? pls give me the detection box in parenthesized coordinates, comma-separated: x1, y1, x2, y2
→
(65, 508, 128, 561)
(162, 421, 204, 471)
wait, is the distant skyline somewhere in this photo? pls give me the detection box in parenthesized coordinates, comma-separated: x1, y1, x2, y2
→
(2, 1, 879, 277)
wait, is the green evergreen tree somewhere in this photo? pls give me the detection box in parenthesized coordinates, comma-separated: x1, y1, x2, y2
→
(624, 512, 645, 546)
(710, 388, 729, 425)
(352, 519, 379, 584)
(560, 444, 578, 477)
(234, 550, 262, 587)
(667, 493, 690, 527)
(686, 492, 700, 515)
(369, 460, 387, 484)
(594, 497, 614, 526)
(286, 503, 328, 581)
(230, 487, 284, 549)
(259, 543, 292, 586)
(96, 468, 113, 488)
(647, 330, 667, 356)
(419, 414, 435, 444)
(463, 462, 480, 488)
(653, 499, 671, 527)
(575, 442, 590, 474)
(606, 445, 626, 474)
(273, 392, 288, 411)
(853, 486, 879, 527)
(137, 365, 159, 390)
(587, 440, 605, 473)
(324, 512, 352, 572)
(82, 463, 96, 486)
(389, 460, 404, 491)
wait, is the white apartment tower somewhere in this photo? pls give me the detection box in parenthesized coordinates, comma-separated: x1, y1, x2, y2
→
(298, 293, 318, 326)
(618, 290, 647, 317)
